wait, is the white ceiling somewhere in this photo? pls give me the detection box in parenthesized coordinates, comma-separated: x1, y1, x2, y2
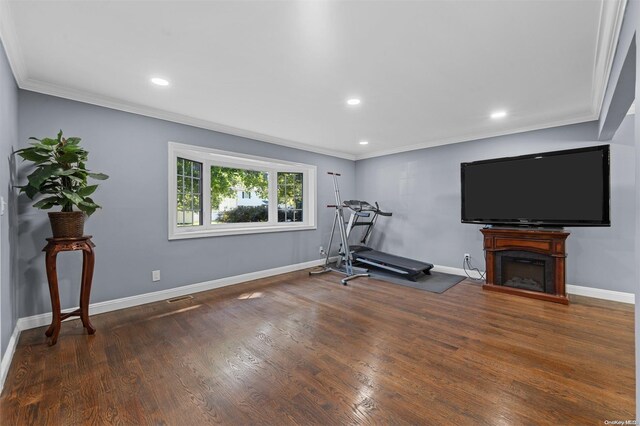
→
(0, 0, 627, 160)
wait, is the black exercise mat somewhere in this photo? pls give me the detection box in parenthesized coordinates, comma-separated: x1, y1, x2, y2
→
(368, 270, 466, 294)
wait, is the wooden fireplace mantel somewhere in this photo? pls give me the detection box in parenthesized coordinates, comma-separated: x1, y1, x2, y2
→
(480, 227, 570, 304)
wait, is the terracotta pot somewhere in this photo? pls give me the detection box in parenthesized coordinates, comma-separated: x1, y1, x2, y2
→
(48, 211, 85, 238)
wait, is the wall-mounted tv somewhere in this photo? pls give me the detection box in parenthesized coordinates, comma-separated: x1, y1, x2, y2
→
(461, 145, 610, 227)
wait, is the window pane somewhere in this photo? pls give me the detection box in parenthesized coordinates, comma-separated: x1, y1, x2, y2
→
(211, 166, 269, 224)
(277, 172, 303, 223)
(176, 157, 203, 227)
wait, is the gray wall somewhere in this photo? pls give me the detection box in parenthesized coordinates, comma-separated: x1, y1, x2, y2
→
(0, 40, 18, 358)
(17, 91, 355, 318)
(355, 118, 636, 293)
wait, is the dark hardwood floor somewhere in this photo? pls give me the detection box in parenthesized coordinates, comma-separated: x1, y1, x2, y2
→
(0, 270, 634, 425)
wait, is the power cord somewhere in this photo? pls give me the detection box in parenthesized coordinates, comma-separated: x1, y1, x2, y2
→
(463, 256, 486, 281)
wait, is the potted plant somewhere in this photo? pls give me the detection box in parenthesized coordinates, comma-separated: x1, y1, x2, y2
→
(15, 130, 108, 238)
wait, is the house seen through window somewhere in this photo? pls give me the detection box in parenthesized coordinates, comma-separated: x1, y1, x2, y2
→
(210, 166, 269, 224)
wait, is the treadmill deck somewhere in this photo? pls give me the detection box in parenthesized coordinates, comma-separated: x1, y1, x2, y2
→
(353, 247, 433, 274)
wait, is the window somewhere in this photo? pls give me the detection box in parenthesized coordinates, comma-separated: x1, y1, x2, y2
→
(277, 172, 303, 222)
(169, 142, 316, 239)
(176, 158, 203, 227)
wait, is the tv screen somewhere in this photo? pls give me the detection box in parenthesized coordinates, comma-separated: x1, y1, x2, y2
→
(461, 145, 610, 227)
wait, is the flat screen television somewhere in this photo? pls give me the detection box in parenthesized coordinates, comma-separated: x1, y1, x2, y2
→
(461, 145, 610, 227)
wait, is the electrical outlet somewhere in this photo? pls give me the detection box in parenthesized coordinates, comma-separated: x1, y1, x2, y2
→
(152, 270, 161, 282)
(319, 245, 325, 255)
(464, 253, 470, 261)
(0, 196, 5, 216)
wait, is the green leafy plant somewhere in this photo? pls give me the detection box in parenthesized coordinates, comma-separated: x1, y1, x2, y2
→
(216, 205, 300, 223)
(218, 205, 268, 223)
(209, 166, 268, 211)
(15, 130, 108, 216)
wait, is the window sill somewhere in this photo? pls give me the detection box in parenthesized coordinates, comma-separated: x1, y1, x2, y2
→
(169, 223, 317, 240)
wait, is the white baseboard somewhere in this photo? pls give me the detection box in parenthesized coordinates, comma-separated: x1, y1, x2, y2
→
(431, 264, 485, 280)
(16, 260, 633, 333)
(3, 258, 633, 395)
(431, 264, 635, 304)
(565, 284, 635, 304)
(3, 257, 326, 395)
(0, 323, 20, 395)
(17, 257, 329, 331)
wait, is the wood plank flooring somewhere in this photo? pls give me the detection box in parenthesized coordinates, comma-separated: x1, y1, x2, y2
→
(0, 270, 634, 425)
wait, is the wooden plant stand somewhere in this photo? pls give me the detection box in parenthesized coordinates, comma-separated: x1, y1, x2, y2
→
(43, 236, 96, 345)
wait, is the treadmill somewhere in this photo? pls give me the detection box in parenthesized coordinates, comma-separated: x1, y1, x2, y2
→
(343, 200, 434, 281)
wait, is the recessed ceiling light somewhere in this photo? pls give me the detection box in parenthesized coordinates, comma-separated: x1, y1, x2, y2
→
(491, 110, 507, 119)
(347, 98, 361, 106)
(151, 77, 170, 86)
(359, 140, 369, 145)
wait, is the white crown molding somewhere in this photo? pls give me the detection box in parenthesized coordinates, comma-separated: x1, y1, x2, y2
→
(19, 78, 357, 161)
(0, 0, 626, 163)
(354, 112, 597, 160)
(23, 75, 599, 163)
(0, 0, 356, 162)
(15, 78, 604, 163)
(591, 0, 628, 117)
(0, 0, 356, 161)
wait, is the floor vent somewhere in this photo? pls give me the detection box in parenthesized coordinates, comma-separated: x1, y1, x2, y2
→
(167, 295, 193, 303)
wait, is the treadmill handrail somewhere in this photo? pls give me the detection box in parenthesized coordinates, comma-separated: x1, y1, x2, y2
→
(343, 199, 392, 216)
(374, 202, 392, 217)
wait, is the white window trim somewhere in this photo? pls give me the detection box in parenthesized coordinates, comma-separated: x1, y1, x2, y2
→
(168, 142, 317, 240)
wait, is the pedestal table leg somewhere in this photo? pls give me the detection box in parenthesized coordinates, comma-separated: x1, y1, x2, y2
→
(44, 249, 61, 345)
(80, 245, 96, 334)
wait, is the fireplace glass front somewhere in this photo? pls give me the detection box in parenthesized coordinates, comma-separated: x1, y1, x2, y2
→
(495, 250, 555, 294)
